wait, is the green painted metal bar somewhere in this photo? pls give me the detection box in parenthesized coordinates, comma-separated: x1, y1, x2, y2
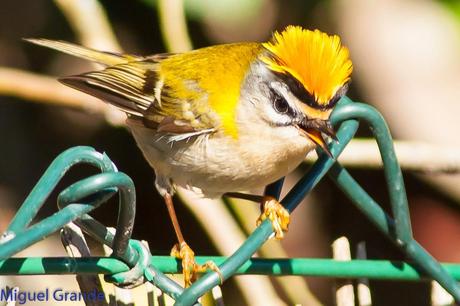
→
(335, 103, 412, 243)
(5, 146, 116, 235)
(0, 257, 129, 274)
(175, 97, 359, 306)
(64, 214, 185, 298)
(330, 103, 460, 302)
(0, 191, 111, 259)
(109, 240, 185, 299)
(4, 256, 460, 281)
(144, 265, 185, 299)
(74, 215, 140, 266)
(0, 172, 133, 260)
(329, 164, 460, 301)
(0, 145, 138, 262)
(57, 173, 136, 263)
(0, 146, 183, 299)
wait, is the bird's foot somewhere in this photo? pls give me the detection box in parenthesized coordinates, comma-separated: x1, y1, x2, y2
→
(171, 242, 222, 287)
(256, 196, 290, 239)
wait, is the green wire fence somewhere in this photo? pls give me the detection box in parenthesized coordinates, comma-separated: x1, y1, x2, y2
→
(1, 97, 459, 306)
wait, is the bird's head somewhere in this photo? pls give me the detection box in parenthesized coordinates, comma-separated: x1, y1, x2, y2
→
(253, 26, 353, 156)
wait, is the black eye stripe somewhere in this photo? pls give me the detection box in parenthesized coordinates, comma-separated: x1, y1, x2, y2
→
(273, 71, 321, 109)
(329, 83, 349, 107)
(272, 71, 343, 110)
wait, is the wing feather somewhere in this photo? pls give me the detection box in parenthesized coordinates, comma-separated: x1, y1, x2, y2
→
(27, 38, 219, 136)
(59, 61, 158, 116)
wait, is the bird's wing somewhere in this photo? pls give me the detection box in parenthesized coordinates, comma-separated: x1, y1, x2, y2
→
(26, 39, 218, 135)
(60, 59, 219, 134)
(60, 60, 159, 118)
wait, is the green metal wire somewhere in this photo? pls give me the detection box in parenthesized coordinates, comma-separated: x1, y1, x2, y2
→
(332, 103, 413, 242)
(0, 146, 184, 297)
(0, 147, 119, 259)
(3, 256, 460, 281)
(1, 97, 460, 306)
(329, 102, 460, 301)
(5, 147, 115, 235)
(57, 172, 136, 263)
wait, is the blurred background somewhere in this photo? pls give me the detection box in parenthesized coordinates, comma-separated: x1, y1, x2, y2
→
(1, 0, 460, 305)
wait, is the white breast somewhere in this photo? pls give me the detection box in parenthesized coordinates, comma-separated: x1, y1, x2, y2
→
(127, 114, 315, 198)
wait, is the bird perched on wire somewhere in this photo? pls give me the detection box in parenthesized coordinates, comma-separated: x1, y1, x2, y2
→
(27, 25, 353, 286)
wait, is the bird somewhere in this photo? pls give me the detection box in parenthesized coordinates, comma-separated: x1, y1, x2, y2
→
(26, 25, 353, 286)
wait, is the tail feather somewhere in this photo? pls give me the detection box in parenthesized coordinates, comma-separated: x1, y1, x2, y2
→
(25, 38, 160, 117)
(24, 38, 138, 66)
(60, 75, 146, 117)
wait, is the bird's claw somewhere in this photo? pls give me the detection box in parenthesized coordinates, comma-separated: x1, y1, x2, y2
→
(256, 196, 290, 239)
(171, 242, 223, 287)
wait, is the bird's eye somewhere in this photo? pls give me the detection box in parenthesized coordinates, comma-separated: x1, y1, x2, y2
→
(272, 92, 289, 114)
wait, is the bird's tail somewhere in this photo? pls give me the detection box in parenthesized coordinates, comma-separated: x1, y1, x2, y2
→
(24, 39, 157, 117)
(24, 38, 139, 66)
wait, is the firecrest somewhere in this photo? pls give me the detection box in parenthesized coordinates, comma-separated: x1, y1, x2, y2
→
(27, 25, 353, 286)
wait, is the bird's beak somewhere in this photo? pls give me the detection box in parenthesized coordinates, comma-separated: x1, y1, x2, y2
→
(299, 118, 337, 157)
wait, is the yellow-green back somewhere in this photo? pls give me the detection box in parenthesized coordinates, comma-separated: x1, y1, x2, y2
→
(158, 43, 263, 138)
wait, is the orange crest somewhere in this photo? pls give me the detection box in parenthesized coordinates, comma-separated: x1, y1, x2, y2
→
(261, 26, 353, 106)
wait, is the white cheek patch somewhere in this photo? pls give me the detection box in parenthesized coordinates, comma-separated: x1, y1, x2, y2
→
(262, 102, 292, 126)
